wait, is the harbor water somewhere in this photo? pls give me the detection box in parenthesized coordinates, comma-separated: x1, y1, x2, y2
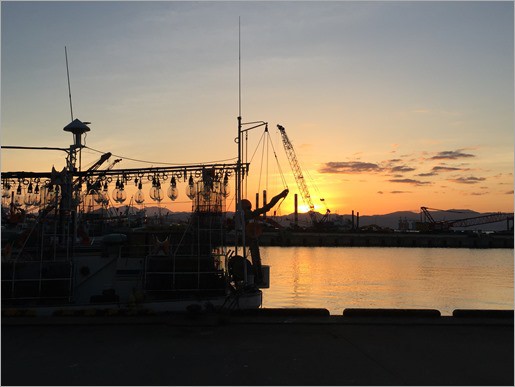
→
(260, 246, 514, 315)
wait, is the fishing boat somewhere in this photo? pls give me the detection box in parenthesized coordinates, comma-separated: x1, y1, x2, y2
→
(1, 116, 270, 316)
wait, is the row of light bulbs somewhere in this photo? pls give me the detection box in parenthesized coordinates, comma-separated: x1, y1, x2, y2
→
(2, 174, 231, 209)
(1, 181, 59, 208)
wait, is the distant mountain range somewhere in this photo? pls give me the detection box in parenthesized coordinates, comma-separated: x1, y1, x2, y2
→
(107, 206, 512, 232)
(272, 209, 511, 231)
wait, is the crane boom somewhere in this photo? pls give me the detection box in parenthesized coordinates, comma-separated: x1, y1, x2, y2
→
(277, 125, 328, 225)
(450, 213, 513, 228)
(419, 206, 513, 231)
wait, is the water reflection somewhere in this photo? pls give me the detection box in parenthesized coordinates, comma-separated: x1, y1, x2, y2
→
(260, 247, 514, 316)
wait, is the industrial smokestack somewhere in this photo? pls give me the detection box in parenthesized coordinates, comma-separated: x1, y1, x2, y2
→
(294, 193, 298, 227)
(263, 190, 267, 219)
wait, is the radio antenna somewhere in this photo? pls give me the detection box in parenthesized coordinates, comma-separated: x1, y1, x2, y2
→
(238, 17, 241, 118)
(65, 46, 74, 121)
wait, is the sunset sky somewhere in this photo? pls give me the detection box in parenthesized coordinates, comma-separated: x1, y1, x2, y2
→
(2, 1, 513, 216)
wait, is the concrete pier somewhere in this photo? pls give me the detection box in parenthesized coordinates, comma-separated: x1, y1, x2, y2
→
(259, 230, 514, 248)
(2, 309, 513, 385)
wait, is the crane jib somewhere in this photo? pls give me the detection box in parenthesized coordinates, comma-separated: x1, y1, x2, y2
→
(277, 124, 330, 225)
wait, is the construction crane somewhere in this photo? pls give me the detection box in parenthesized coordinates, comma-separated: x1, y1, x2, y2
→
(277, 124, 330, 227)
(418, 207, 513, 231)
(419, 207, 462, 227)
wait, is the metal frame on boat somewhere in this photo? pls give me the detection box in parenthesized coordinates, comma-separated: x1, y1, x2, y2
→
(1, 116, 268, 315)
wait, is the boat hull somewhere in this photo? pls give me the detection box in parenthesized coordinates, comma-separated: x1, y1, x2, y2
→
(2, 289, 263, 317)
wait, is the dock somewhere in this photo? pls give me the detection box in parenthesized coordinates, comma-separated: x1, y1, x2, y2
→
(2, 308, 513, 385)
(259, 230, 514, 248)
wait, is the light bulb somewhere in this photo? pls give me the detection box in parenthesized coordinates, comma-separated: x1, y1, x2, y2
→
(149, 177, 163, 202)
(102, 181, 109, 204)
(14, 184, 24, 208)
(116, 181, 127, 203)
(112, 179, 127, 203)
(222, 173, 230, 198)
(24, 182, 35, 206)
(2, 182, 11, 199)
(33, 184, 41, 206)
(72, 185, 81, 205)
(93, 190, 104, 204)
(55, 185, 61, 201)
(167, 177, 178, 201)
(80, 190, 88, 205)
(98, 182, 109, 205)
(84, 182, 98, 204)
(84, 182, 96, 205)
(200, 181, 211, 200)
(112, 179, 121, 202)
(186, 175, 196, 200)
(135, 181, 145, 204)
(39, 184, 47, 205)
(45, 184, 60, 205)
(46, 184, 56, 204)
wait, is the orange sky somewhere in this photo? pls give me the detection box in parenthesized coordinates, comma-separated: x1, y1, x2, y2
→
(2, 2, 513, 216)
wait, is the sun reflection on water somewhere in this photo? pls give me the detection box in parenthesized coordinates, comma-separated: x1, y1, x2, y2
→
(260, 246, 514, 316)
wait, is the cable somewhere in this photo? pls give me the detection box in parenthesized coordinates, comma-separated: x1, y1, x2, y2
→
(266, 132, 288, 189)
(248, 130, 266, 164)
(84, 146, 237, 166)
(249, 129, 267, 195)
(258, 133, 266, 194)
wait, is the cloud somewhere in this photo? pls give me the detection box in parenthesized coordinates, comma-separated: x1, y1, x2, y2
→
(377, 191, 384, 194)
(390, 190, 411, 194)
(470, 192, 488, 196)
(432, 166, 462, 172)
(388, 178, 431, 186)
(505, 190, 514, 195)
(319, 148, 477, 184)
(321, 159, 418, 176)
(319, 161, 382, 174)
(382, 157, 418, 175)
(448, 176, 486, 184)
(416, 165, 466, 177)
(431, 150, 475, 160)
(391, 165, 416, 173)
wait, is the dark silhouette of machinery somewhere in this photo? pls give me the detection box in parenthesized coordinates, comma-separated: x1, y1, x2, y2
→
(417, 206, 513, 231)
(277, 124, 330, 228)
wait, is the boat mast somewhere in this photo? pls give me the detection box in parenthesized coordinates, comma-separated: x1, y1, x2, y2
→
(236, 17, 244, 260)
(235, 20, 270, 284)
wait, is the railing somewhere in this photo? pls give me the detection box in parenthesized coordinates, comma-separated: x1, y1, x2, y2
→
(2, 260, 73, 302)
(143, 254, 227, 292)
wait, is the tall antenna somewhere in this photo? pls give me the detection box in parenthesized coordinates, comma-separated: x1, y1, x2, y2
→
(238, 17, 241, 118)
(65, 46, 74, 122)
